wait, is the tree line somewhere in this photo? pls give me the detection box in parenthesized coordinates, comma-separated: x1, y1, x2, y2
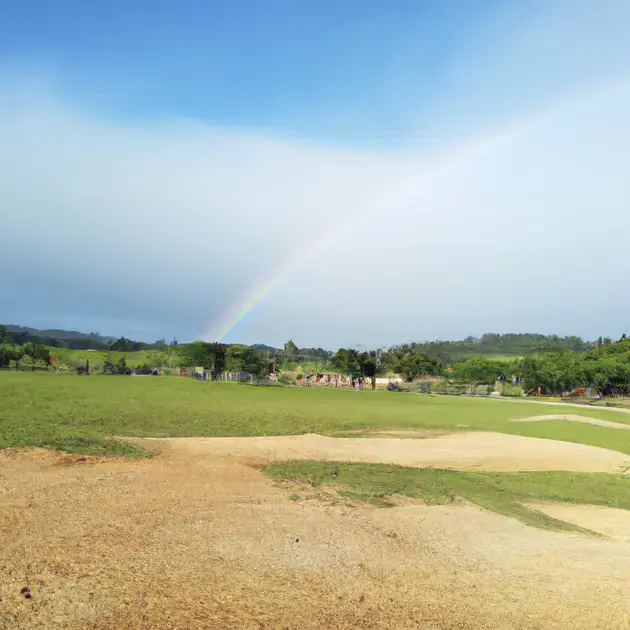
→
(6, 323, 630, 395)
(443, 337, 630, 396)
(0, 325, 178, 352)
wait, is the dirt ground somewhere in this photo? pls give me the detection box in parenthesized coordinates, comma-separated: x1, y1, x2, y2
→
(527, 503, 630, 541)
(510, 414, 630, 430)
(128, 431, 630, 473)
(2, 441, 630, 629)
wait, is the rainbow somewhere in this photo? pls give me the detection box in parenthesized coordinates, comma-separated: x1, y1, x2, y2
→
(204, 77, 629, 343)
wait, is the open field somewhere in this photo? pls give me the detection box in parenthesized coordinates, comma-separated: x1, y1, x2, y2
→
(4, 371, 630, 456)
(3, 371, 630, 628)
(2, 446, 630, 629)
(47, 347, 152, 369)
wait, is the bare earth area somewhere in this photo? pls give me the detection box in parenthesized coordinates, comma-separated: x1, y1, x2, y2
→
(2, 442, 630, 629)
(510, 414, 630, 430)
(527, 503, 630, 541)
(130, 432, 630, 473)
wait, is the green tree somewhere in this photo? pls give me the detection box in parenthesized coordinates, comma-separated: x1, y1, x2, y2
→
(23, 342, 50, 365)
(454, 357, 503, 384)
(283, 339, 299, 364)
(147, 348, 169, 368)
(6, 347, 25, 369)
(226, 344, 247, 372)
(116, 357, 127, 374)
(180, 341, 227, 373)
(400, 355, 424, 381)
(111, 337, 147, 352)
(331, 348, 350, 372)
(224, 344, 267, 375)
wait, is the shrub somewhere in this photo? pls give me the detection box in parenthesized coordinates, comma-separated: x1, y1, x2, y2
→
(277, 372, 294, 384)
(500, 382, 524, 397)
(103, 361, 117, 374)
(414, 381, 432, 394)
(475, 384, 491, 396)
(430, 380, 450, 394)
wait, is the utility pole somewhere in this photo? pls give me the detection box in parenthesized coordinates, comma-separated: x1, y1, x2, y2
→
(372, 348, 382, 390)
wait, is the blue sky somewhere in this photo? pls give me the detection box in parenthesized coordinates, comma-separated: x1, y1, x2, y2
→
(2, 0, 526, 140)
(2, 0, 630, 347)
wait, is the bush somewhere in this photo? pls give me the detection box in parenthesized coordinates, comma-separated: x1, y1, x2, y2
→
(430, 380, 450, 394)
(475, 385, 491, 396)
(103, 361, 117, 375)
(277, 372, 294, 384)
(500, 382, 524, 397)
(414, 381, 432, 394)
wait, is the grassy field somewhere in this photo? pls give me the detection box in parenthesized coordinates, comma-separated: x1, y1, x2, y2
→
(3, 371, 630, 533)
(262, 460, 630, 533)
(48, 347, 153, 369)
(4, 371, 630, 456)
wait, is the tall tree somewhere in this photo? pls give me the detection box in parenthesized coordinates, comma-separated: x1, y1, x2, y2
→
(283, 339, 299, 363)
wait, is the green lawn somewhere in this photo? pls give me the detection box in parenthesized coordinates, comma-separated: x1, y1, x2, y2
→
(4, 372, 630, 532)
(3, 371, 630, 457)
(262, 460, 630, 533)
(48, 347, 151, 368)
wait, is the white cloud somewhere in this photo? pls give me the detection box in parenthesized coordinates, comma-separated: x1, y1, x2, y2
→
(0, 82, 427, 343)
(2, 0, 630, 346)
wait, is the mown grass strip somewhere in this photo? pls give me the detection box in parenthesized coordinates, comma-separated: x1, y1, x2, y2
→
(262, 460, 630, 533)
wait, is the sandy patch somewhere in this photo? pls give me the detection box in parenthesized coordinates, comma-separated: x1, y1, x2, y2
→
(510, 414, 630, 430)
(2, 447, 630, 629)
(131, 432, 630, 473)
(528, 503, 630, 541)
(328, 428, 450, 439)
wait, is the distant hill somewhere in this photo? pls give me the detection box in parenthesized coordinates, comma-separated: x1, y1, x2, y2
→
(5, 325, 117, 343)
(250, 343, 280, 352)
(393, 333, 595, 362)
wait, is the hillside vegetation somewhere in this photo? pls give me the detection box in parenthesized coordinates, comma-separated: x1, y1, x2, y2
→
(3, 325, 630, 397)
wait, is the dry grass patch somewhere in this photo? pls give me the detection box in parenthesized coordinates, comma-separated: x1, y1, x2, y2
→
(3, 448, 630, 629)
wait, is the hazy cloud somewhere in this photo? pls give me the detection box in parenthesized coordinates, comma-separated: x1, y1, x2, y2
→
(2, 0, 630, 347)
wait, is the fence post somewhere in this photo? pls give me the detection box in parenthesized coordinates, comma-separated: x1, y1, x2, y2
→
(250, 374, 254, 385)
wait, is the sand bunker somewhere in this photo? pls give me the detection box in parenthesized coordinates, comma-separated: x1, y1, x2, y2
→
(528, 503, 630, 541)
(510, 414, 630, 430)
(132, 432, 630, 473)
(3, 447, 630, 629)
